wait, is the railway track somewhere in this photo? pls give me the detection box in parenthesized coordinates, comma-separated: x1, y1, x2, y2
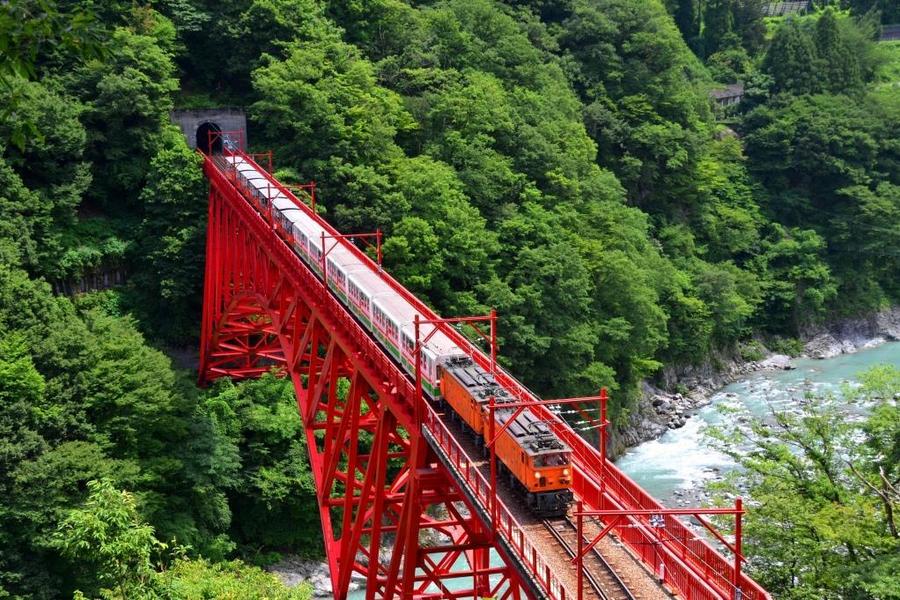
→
(542, 517, 638, 600)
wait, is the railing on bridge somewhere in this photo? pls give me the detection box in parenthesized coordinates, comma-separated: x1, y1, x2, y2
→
(200, 138, 771, 600)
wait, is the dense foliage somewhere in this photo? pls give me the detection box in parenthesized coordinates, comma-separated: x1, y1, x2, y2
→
(0, 0, 897, 598)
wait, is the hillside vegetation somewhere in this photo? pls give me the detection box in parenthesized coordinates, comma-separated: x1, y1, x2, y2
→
(0, 0, 897, 598)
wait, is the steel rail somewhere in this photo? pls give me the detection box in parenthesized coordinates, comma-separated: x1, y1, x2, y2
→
(541, 517, 640, 600)
(542, 519, 609, 600)
(562, 517, 637, 600)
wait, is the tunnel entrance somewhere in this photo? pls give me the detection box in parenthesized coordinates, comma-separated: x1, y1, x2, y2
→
(196, 122, 222, 154)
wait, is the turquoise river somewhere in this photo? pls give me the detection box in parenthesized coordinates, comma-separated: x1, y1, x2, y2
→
(616, 341, 900, 503)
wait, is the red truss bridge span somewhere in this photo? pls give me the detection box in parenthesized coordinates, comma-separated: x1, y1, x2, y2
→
(198, 133, 771, 600)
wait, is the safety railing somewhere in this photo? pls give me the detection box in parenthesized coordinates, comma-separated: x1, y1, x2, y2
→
(424, 408, 568, 600)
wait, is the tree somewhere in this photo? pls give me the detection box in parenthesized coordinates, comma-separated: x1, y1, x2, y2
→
(154, 558, 312, 599)
(0, 79, 91, 278)
(0, 0, 106, 151)
(847, 0, 900, 24)
(762, 18, 819, 96)
(559, 0, 711, 211)
(65, 13, 179, 209)
(749, 225, 836, 333)
(731, 0, 766, 54)
(130, 125, 207, 343)
(201, 375, 320, 552)
(742, 90, 897, 312)
(702, 0, 736, 56)
(55, 478, 160, 599)
(669, 0, 700, 47)
(707, 366, 900, 598)
(815, 8, 863, 93)
(251, 35, 415, 232)
(54, 478, 312, 600)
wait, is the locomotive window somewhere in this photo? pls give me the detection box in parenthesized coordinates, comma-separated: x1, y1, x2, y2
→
(533, 453, 569, 467)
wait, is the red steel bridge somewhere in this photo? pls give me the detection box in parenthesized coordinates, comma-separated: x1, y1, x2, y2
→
(197, 133, 772, 600)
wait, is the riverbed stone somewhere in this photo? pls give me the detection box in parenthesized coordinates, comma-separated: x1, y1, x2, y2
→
(806, 334, 843, 359)
(758, 354, 795, 370)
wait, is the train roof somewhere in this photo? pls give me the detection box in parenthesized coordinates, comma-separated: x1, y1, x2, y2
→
(272, 196, 299, 211)
(226, 157, 268, 181)
(443, 357, 569, 456)
(372, 290, 417, 322)
(498, 408, 570, 456)
(348, 267, 392, 296)
(225, 153, 462, 360)
(442, 357, 511, 403)
(326, 248, 366, 269)
(290, 213, 326, 240)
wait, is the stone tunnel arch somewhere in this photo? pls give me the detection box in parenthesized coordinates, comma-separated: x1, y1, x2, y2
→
(170, 108, 247, 151)
(196, 121, 222, 154)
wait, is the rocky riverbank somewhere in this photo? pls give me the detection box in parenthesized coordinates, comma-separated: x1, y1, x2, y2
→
(267, 557, 338, 596)
(611, 306, 900, 458)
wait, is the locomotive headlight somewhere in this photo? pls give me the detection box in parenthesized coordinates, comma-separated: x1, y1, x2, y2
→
(534, 471, 542, 480)
(562, 468, 570, 477)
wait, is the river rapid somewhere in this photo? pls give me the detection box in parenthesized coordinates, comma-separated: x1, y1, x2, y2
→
(615, 341, 900, 505)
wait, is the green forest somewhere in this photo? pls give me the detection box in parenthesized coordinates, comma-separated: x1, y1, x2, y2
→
(0, 0, 897, 598)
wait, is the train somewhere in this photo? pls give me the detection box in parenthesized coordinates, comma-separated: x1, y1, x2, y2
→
(219, 153, 574, 517)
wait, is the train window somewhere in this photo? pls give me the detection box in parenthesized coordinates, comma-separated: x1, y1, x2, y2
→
(387, 319, 398, 341)
(533, 453, 569, 467)
(521, 452, 525, 463)
(402, 333, 414, 355)
(328, 260, 346, 289)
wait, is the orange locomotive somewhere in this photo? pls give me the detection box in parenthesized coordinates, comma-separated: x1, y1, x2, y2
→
(440, 357, 574, 516)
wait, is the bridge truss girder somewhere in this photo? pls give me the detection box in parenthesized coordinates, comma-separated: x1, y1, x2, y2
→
(199, 169, 527, 600)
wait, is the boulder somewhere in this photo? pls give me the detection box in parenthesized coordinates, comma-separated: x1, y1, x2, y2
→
(758, 354, 795, 371)
(805, 334, 843, 359)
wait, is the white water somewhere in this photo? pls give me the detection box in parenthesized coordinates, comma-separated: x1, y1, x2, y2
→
(616, 342, 900, 504)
